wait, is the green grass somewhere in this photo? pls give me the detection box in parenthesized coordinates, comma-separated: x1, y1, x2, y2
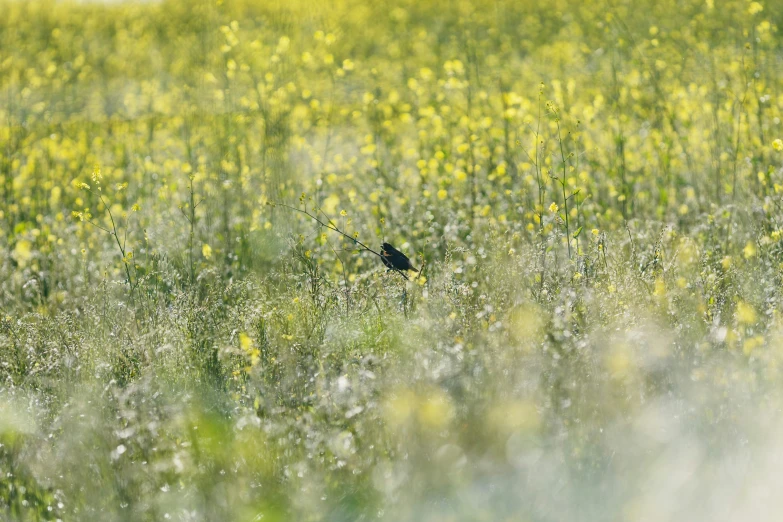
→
(2, 0, 783, 520)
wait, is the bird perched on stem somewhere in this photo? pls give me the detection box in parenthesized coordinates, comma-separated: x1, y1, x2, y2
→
(380, 242, 418, 273)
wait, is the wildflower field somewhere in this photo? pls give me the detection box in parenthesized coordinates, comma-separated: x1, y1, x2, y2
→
(3, 0, 783, 519)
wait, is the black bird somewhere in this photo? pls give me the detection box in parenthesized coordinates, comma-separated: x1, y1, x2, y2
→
(380, 242, 418, 273)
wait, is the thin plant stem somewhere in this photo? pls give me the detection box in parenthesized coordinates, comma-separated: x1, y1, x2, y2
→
(272, 201, 410, 281)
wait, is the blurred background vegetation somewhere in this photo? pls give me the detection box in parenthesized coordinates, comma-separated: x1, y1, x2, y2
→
(3, 0, 783, 520)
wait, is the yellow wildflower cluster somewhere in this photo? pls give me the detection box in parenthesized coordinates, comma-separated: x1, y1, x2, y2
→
(0, 0, 779, 283)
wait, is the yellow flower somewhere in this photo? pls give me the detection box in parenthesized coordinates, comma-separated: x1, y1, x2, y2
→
(743, 336, 764, 356)
(12, 240, 33, 267)
(737, 301, 757, 325)
(202, 243, 212, 259)
(548, 202, 559, 213)
(773, 138, 783, 151)
(437, 189, 448, 200)
(239, 332, 252, 351)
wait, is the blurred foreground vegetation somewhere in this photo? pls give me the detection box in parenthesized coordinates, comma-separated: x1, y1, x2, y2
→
(3, 0, 783, 520)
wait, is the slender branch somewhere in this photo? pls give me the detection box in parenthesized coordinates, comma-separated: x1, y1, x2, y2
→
(555, 116, 571, 260)
(535, 86, 546, 296)
(272, 201, 409, 280)
(98, 192, 135, 293)
(83, 218, 112, 234)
